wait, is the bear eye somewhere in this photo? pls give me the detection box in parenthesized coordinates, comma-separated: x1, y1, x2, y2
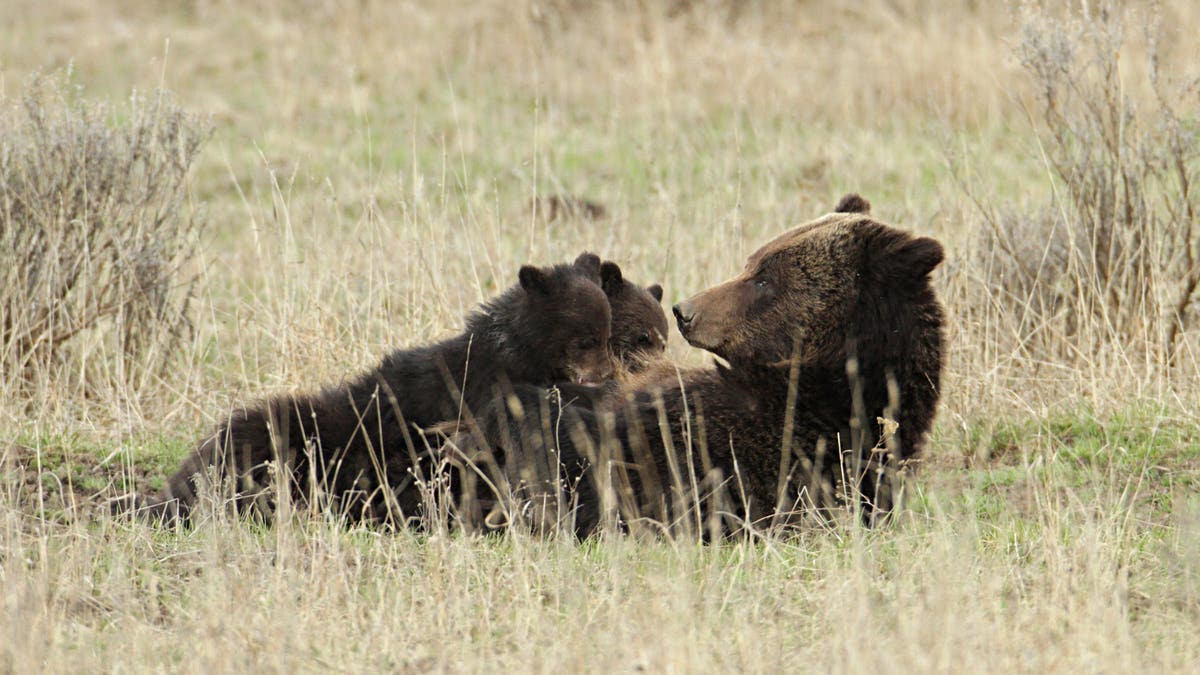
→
(754, 277, 771, 289)
(577, 337, 599, 350)
(636, 334, 653, 347)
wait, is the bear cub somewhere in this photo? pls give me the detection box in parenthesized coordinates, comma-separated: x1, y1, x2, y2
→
(130, 252, 631, 525)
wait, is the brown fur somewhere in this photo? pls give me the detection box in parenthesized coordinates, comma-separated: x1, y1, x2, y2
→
(426, 262, 669, 444)
(834, 192, 871, 214)
(601, 260, 668, 373)
(468, 213, 946, 535)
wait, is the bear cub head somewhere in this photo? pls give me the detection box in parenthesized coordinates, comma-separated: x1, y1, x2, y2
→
(507, 252, 614, 385)
(601, 261, 668, 373)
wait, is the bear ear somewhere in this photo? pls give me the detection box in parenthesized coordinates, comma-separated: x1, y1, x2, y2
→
(519, 265, 550, 294)
(573, 252, 602, 281)
(834, 193, 871, 214)
(869, 229, 944, 281)
(646, 284, 664, 303)
(600, 261, 624, 297)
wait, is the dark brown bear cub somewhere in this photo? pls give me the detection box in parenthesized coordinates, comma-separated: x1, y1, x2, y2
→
(601, 261, 668, 372)
(132, 253, 616, 525)
(470, 212, 945, 536)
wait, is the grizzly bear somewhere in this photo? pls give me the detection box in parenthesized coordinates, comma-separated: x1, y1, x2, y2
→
(128, 252, 631, 525)
(601, 261, 668, 372)
(461, 211, 945, 536)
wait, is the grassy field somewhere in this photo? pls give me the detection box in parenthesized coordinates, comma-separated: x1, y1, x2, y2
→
(3, 0, 1200, 671)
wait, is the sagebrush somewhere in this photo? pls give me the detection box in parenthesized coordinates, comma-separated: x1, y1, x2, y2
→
(0, 75, 210, 401)
(960, 3, 1200, 366)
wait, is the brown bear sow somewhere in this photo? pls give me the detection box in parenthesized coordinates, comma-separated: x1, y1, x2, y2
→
(474, 212, 945, 535)
(601, 261, 668, 372)
(129, 253, 618, 525)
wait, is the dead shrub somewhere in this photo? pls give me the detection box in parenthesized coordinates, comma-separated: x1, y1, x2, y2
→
(0, 75, 211, 397)
(960, 3, 1200, 365)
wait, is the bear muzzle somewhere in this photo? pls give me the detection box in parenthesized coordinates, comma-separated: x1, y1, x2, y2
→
(572, 354, 615, 385)
(673, 277, 747, 355)
(672, 300, 695, 332)
(673, 298, 724, 353)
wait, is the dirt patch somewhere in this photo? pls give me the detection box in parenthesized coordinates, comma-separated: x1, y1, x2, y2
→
(1, 442, 154, 521)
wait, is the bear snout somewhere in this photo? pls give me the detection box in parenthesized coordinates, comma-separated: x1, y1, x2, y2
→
(576, 353, 615, 384)
(674, 298, 718, 349)
(672, 301, 695, 331)
(673, 282, 745, 355)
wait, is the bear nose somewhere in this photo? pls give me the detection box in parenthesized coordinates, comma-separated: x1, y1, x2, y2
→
(673, 301, 695, 330)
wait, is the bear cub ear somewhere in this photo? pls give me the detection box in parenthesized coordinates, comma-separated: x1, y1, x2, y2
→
(870, 230, 945, 281)
(573, 252, 602, 281)
(519, 265, 550, 294)
(646, 284, 664, 303)
(600, 261, 625, 297)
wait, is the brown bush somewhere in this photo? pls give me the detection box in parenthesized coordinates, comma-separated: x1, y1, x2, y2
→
(0, 75, 211, 396)
(962, 2, 1200, 365)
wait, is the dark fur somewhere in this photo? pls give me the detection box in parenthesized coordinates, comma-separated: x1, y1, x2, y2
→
(126, 253, 616, 525)
(465, 213, 945, 536)
(601, 261, 668, 372)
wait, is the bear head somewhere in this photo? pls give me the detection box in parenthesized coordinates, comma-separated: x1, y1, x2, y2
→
(600, 260, 669, 372)
(671, 213, 944, 371)
(514, 252, 615, 384)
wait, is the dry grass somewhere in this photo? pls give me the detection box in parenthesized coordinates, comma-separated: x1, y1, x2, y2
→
(1, 0, 1199, 671)
(1, 74, 210, 409)
(955, 2, 1200, 369)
